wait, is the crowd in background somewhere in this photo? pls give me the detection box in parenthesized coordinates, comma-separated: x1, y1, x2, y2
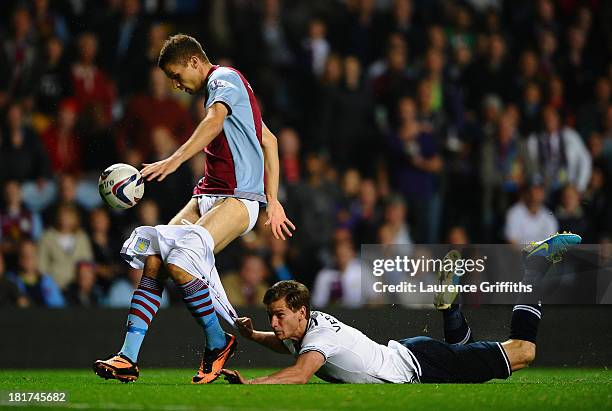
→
(1, 0, 611, 308)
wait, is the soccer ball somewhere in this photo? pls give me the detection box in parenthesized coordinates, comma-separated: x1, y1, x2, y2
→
(98, 163, 145, 209)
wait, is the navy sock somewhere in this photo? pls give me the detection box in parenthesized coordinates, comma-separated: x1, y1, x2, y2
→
(508, 254, 548, 344)
(120, 275, 164, 362)
(442, 304, 473, 344)
(177, 278, 226, 350)
(509, 304, 541, 344)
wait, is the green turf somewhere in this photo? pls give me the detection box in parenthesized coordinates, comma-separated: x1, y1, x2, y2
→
(0, 368, 610, 411)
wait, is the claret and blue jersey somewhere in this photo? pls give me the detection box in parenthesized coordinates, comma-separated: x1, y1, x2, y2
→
(193, 65, 266, 204)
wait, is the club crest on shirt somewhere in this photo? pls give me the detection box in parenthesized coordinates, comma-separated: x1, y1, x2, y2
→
(134, 237, 150, 253)
(210, 79, 228, 90)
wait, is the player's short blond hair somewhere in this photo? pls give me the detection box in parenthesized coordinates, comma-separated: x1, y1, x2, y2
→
(158, 34, 208, 69)
(264, 280, 311, 319)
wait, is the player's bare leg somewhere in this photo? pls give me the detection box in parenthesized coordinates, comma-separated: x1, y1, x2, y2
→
(166, 263, 237, 384)
(195, 197, 250, 254)
(168, 197, 200, 225)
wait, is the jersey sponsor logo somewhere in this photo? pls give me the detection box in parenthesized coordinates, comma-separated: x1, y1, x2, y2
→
(134, 237, 151, 253)
(209, 79, 229, 90)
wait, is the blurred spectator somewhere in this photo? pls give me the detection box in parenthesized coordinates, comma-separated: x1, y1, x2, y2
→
(311, 240, 363, 308)
(371, 37, 416, 123)
(519, 82, 543, 136)
(527, 106, 592, 198)
(42, 174, 87, 226)
(513, 50, 544, 102)
(504, 176, 558, 244)
(278, 127, 301, 185)
(8, 240, 65, 307)
(0, 6, 38, 106)
(420, 49, 450, 125)
(98, 0, 149, 96)
(38, 204, 94, 289)
(336, 168, 362, 227)
(223, 254, 270, 307)
(106, 267, 169, 308)
(384, 0, 422, 55)
(302, 18, 330, 78)
(0, 180, 43, 270)
(447, 42, 472, 86)
(583, 165, 612, 241)
(531, 0, 559, 40)
(32, 0, 70, 44)
(555, 185, 590, 239)
(119, 21, 171, 96)
(560, 26, 592, 105)
(32, 36, 72, 118)
(40, 98, 83, 174)
(546, 75, 567, 114)
(71, 32, 115, 124)
(116, 67, 193, 160)
(479, 94, 503, 142)
(143, 126, 194, 221)
(88, 208, 122, 289)
(464, 34, 513, 110)
(537, 29, 558, 77)
(319, 55, 376, 171)
(347, 179, 383, 246)
(64, 261, 104, 306)
(345, 0, 384, 66)
(481, 114, 533, 240)
(577, 77, 611, 138)
(0, 252, 28, 307)
(287, 152, 341, 276)
(312, 53, 343, 151)
(445, 6, 476, 52)
(268, 236, 295, 281)
(0, 101, 51, 183)
(380, 195, 412, 246)
(387, 97, 442, 243)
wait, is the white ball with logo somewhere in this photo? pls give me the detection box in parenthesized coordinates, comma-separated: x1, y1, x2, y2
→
(98, 163, 145, 209)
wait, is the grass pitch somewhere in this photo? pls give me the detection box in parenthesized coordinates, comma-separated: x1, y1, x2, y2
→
(0, 368, 610, 411)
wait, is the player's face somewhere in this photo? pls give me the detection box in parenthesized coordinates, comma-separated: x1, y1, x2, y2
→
(267, 298, 307, 341)
(164, 59, 203, 95)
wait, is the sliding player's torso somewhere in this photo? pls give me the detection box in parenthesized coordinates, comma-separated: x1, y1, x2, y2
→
(283, 311, 418, 384)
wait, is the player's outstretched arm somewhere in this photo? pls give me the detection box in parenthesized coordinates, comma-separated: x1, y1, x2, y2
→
(261, 125, 296, 240)
(141, 102, 228, 182)
(236, 317, 290, 354)
(220, 351, 325, 384)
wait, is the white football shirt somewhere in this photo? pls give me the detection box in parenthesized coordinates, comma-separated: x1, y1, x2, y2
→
(283, 311, 419, 383)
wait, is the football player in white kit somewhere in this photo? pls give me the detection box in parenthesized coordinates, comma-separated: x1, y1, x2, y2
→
(219, 233, 581, 384)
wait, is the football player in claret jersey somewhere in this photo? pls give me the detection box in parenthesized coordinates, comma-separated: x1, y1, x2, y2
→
(93, 34, 295, 384)
(220, 233, 581, 384)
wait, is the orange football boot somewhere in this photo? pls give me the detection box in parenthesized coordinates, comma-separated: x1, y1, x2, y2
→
(93, 354, 139, 383)
(192, 333, 238, 384)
